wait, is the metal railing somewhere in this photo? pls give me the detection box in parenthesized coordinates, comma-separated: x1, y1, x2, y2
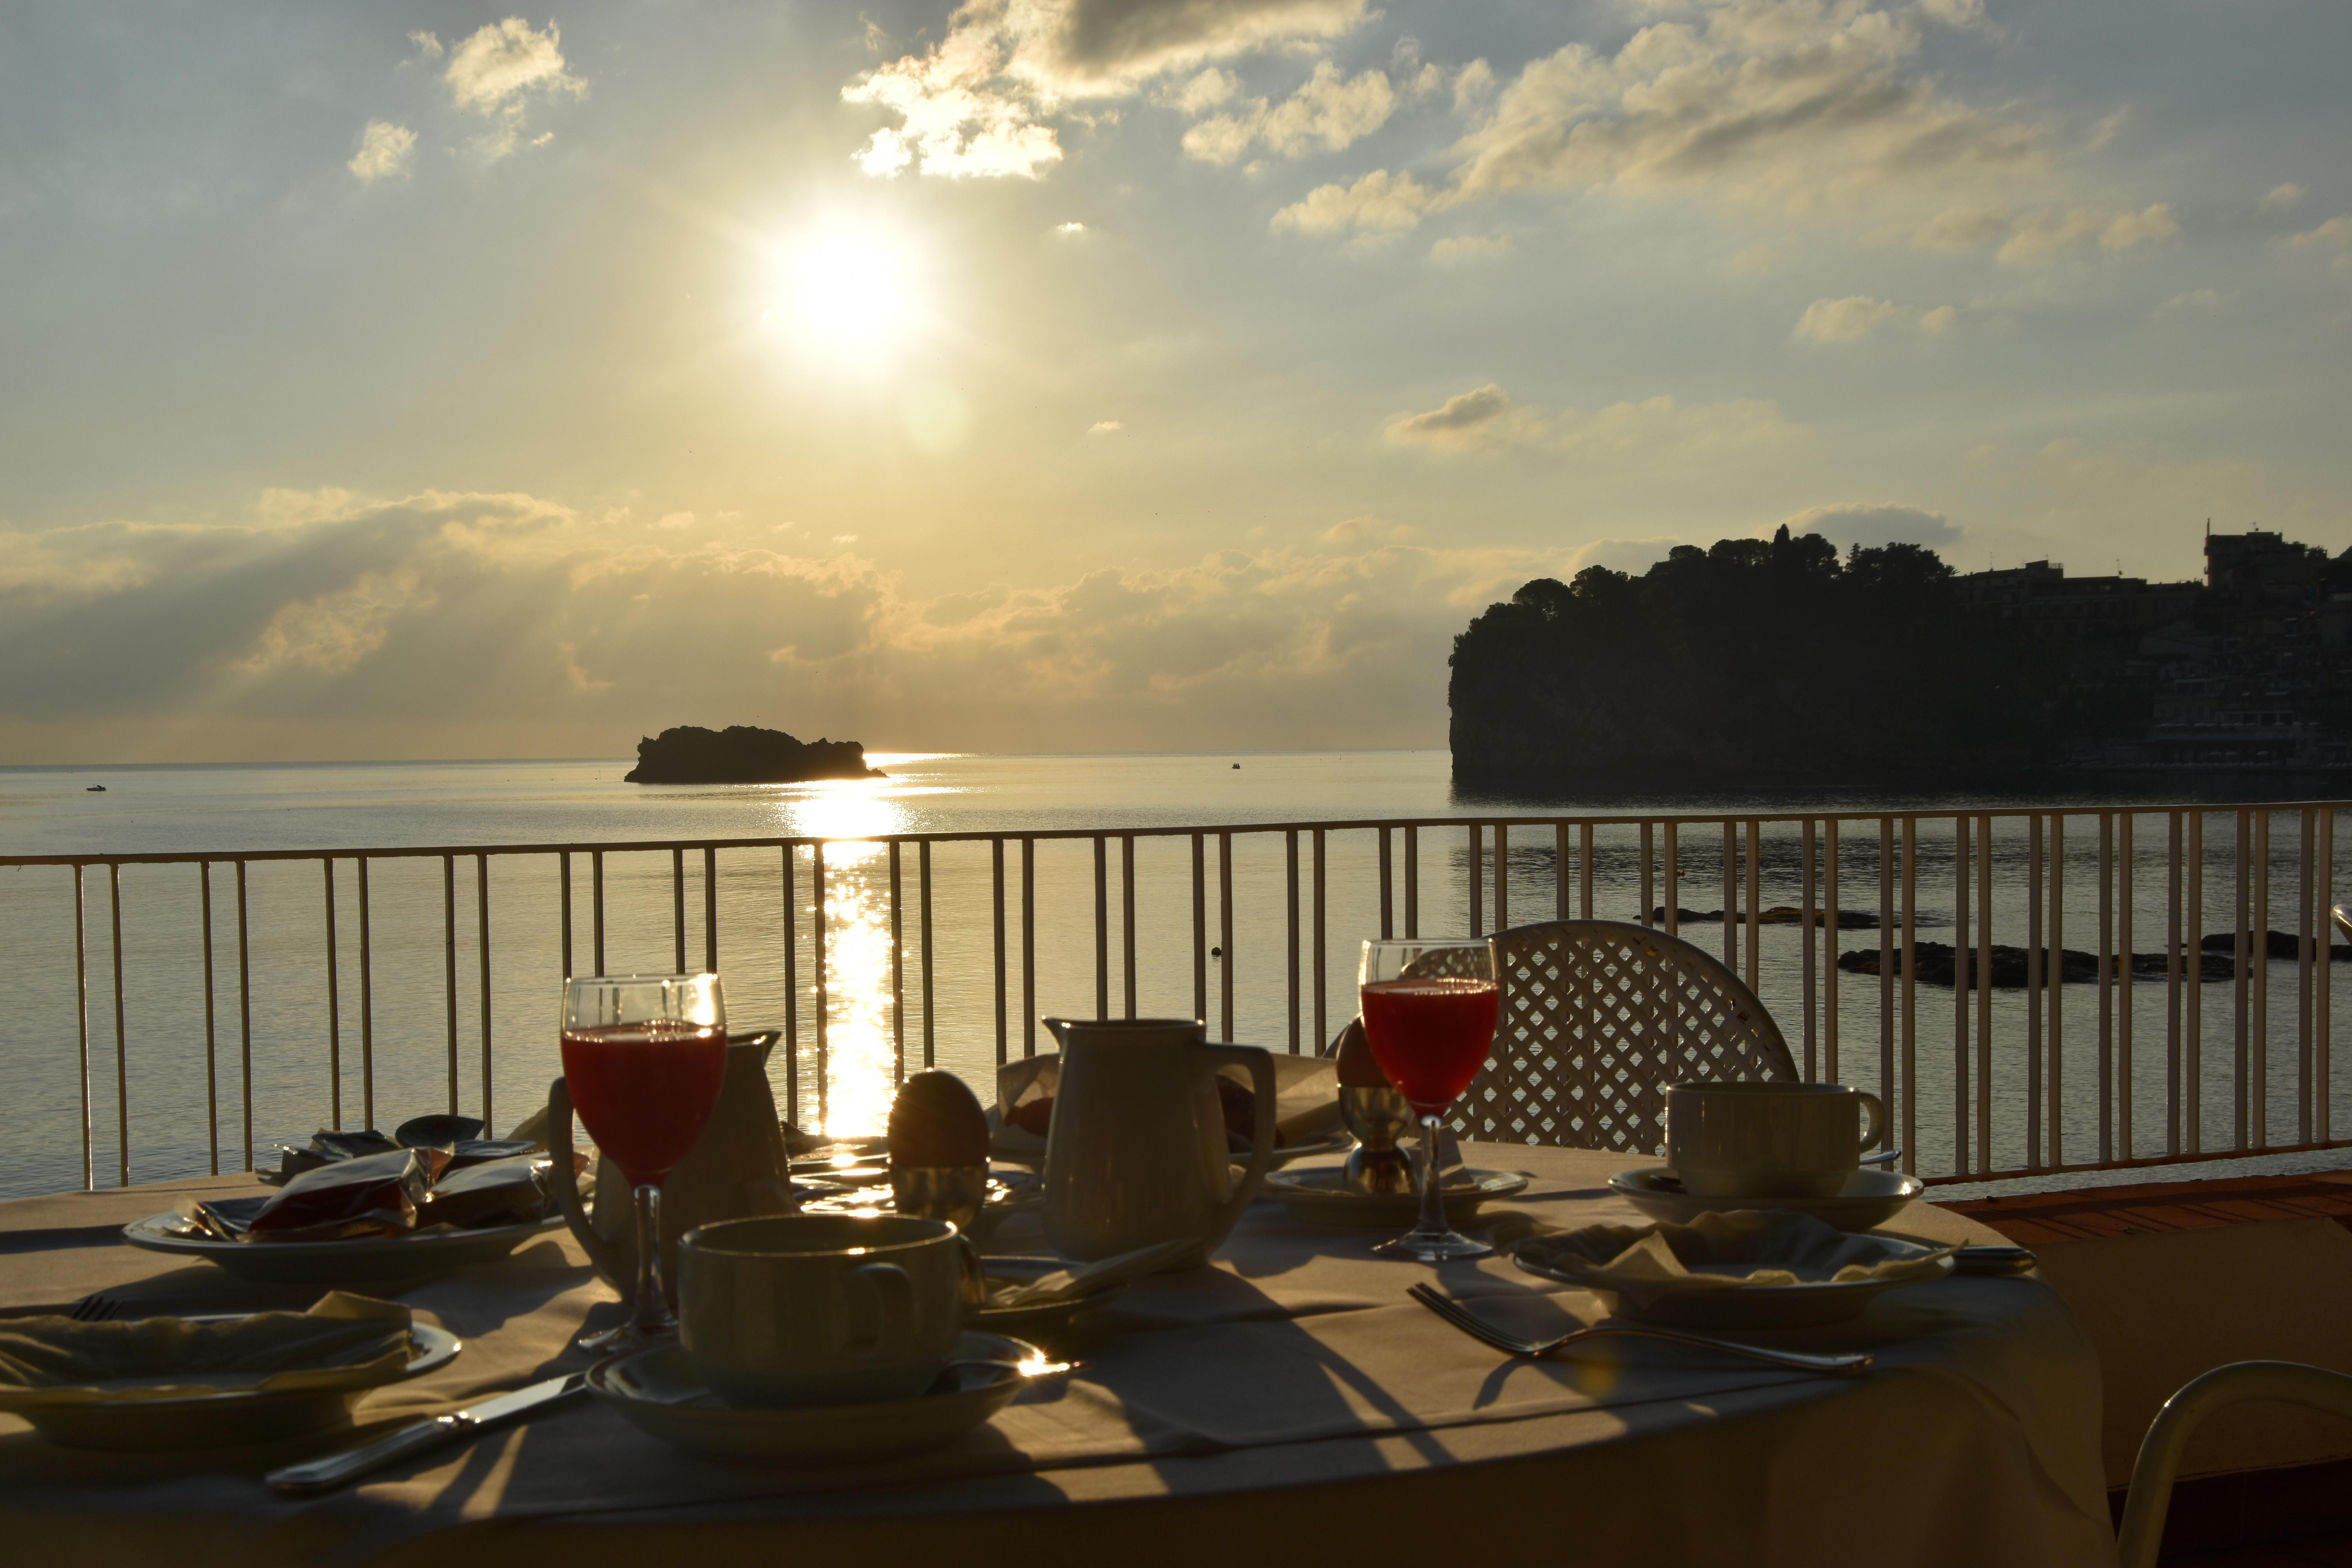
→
(2, 800, 2344, 1197)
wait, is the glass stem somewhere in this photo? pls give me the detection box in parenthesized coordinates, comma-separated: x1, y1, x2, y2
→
(1416, 1112, 1447, 1237)
(630, 1182, 665, 1329)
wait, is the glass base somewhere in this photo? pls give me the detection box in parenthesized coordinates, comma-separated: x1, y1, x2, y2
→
(1374, 1226, 1494, 1263)
(576, 1310, 677, 1356)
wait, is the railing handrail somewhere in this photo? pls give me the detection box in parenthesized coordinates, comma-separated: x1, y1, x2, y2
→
(10, 799, 2352, 867)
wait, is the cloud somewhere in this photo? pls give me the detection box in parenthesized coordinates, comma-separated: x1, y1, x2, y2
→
(1053, 220, 1088, 235)
(844, 0, 1371, 180)
(0, 483, 1621, 754)
(1382, 384, 1801, 459)
(347, 121, 417, 183)
(1429, 233, 1511, 264)
(1780, 502, 1961, 550)
(1087, 419, 1123, 435)
(439, 18, 584, 159)
(1913, 206, 2008, 250)
(1284, 0, 2044, 238)
(655, 512, 696, 530)
(2261, 183, 2305, 213)
(1996, 203, 2177, 265)
(1792, 296, 1954, 342)
(1566, 536, 1681, 575)
(1271, 168, 1434, 233)
(2286, 215, 2352, 270)
(2153, 287, 2226, 318)
(1180, 60, 1397, 165)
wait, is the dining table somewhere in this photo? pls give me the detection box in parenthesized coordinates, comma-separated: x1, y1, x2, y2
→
(0, 1142, 2118, 1567)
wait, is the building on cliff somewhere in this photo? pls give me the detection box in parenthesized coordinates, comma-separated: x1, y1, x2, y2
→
(1447, 528, 2352, 788)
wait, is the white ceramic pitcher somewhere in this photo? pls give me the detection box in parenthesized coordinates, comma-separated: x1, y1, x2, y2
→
(1040, 1017, 1277, 1267)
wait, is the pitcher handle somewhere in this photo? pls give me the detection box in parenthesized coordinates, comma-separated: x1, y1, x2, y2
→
(1855, 1090, 1887, 1155)
(548, 1076, 626, 1287)
(1200, 1044, 1278, 1242)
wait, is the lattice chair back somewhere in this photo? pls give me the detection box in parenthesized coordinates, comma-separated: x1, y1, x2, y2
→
(1454, 919, 1797, 1151)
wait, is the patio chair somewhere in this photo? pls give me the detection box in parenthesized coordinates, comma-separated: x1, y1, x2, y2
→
(2115, 1361, 2352, 1568)
(1453, 918, 1797, 1151)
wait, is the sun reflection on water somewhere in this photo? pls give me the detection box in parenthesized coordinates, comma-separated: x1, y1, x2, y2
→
(774, 779, 925, 1136)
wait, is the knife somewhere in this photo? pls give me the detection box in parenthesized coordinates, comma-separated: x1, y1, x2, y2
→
(267, 1371, 588, 1495)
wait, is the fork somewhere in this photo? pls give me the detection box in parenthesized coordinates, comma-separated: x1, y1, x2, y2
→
(67, 1294, 120, 1323)
(1406, 1284, 1872, 1377)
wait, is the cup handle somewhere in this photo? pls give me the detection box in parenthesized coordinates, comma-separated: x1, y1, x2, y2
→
(845, 1261, 914, 1359)
(548, 1076, 626, 1288)
(1856, 1090, 1887, 1154)
(1201, 1045, 1278, 1243)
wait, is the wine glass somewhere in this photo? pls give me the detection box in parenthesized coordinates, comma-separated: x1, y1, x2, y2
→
(1358, 938, 1500, 1263)
(561, 973, 728, 1353)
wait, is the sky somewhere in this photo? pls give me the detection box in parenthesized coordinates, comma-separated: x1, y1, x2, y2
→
(1, 0, 2347, 763)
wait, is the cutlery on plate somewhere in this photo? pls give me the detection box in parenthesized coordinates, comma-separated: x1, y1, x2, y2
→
(1405, 1283, 1873, 1377)
(1953, 1244, 2036, 1274)
(266, 1371, 588, 1495)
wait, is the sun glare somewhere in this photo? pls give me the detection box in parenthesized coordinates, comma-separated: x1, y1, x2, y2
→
(779, 223, 923, 369)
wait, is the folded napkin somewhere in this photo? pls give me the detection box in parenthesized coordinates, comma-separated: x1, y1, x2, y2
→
(985, 1237, 1202, 1309)
(1516, 1211, 1956, 1314)
(0, 1292, 415, 1409)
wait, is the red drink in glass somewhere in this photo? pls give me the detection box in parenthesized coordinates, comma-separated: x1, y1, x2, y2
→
(1360, 978, 1499, 1112)
(561, 1021, 728, 1186)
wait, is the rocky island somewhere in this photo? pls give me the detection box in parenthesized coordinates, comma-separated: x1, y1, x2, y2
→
(623, 725, 885, 785)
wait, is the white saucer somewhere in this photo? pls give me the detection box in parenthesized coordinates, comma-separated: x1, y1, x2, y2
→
(1263, 1167, 1530, 1228)
(123, 1212, 563, 1284)
(590, 1330, 1042, 1465)
(1608, 1167, 1926, 1233)
(1, 1318, 460, 1450)
(967, 1256, 1129, 1341)
(1515, 1236, 1953, 1328)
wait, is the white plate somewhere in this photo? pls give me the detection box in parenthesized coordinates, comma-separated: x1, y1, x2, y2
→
(1515, 1237, 1953, 1328)
(123, 1212, 563, 1284)
(1263, 1167, 1530, 1229)
(1608, 1167, 1927, 1233)
(4, 1318, 460, 1451)
(590, 1330, 1040, 1465)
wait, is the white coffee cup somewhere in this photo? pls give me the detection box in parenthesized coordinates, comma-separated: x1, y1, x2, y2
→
(676, 1213, 962, 1408)
(1663, 1081, 1887, 1199)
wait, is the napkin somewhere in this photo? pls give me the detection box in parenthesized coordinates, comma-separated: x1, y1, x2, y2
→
(0, 1292, 415, 1409)
(1515, 1211, 1955, 1314)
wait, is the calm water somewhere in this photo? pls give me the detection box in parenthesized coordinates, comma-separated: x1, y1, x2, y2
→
(1, 753, 2343, 1199)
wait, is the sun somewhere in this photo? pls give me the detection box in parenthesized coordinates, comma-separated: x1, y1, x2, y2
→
(777, 222, 924, 370)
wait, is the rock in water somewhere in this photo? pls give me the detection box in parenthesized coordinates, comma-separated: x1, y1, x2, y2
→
(623, 724, 885, 785)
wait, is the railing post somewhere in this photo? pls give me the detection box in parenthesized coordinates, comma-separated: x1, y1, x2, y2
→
(2027, 816, 2044, 1168)
(1218, 831, 1235, 1039)
(704, 845, 719, 975)
(1554, 822, 1570, 922)
(1663, 822, 1679, 937)
(1404, 826, 1418, 938)
(1094, 836, 1111, 1022)
(1824, 818, 1840, 1084)
(1952, 817, 1969, 1176)
(783, 845, 800, 1123)
(2167, 812, 2183, 1154)
(1900, 814, 1917, 1172)
(1976, 812, 1993, 1173)
(1878, 818, 1895, 1153)
(1312, 828, 1327, 1051)
(477, 854, 494, 1132)
(2235, 809, 2252, 1149)
(2098, 813, 2114, 1163)
(236, 860, 253, 1172)
(2049, 814, 2066, 1168)
(919, 841, 935, 1069)
(356, 857, 372, 1136)
(1494, 821, 1508, 933)
(1191, 833, 1208, 1022)
(814, 842, 830, 1126)
(2120, 812, 2135, 1160)
(1801, 818, 1817, 1080)
(1468, 824, 1483, 939)
(1020, 837, 1036, 1056)
(442, 854, 459, 1115)
(2186, 811, 2203, 1154)
(1639, 821, 1653, 931)
(672, 847, 687, 975)
(1378, 828, 1394, 940)
(1744, 817, 1762, 993)
(1286, 830, 1301, 1052)
(110, 864, 128, 1187)
(73, 865, 90, 1191)
(1721, 821, 1737, 968)
(2299, 808, 2315, 1145)
(560, 851, 573, 981)
(592, 849, 606, 976)
(1122, 835, 1138, 1021)
(2319, 808, 2335, 1144)
(991, 839, 1007, 1066)
(202, 861, 220, 1172)
(2253, 808, 2270, 1148)
(889, 841, 905, 1085)
(324, 858, 341, 1132)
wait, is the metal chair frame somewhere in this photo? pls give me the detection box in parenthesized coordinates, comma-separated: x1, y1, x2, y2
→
(2116, 1360, 2352, 1568)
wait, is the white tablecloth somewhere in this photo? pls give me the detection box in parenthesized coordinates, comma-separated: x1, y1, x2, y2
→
(0, 1145, 2116, 1567)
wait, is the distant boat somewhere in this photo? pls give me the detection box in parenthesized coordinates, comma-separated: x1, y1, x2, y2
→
(1231, 763, 1240, 769)
(85, 785, 105, 792)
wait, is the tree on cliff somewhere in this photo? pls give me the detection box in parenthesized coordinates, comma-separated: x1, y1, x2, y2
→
(1448, 529, 2050, 786)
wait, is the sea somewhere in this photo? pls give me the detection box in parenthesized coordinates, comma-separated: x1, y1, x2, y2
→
(1, 752, 2344, 1201)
